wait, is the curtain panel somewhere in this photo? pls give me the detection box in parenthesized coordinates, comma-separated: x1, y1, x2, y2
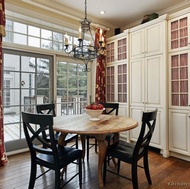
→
(0, 0, 8, 166)
(95, 28, 106, 103)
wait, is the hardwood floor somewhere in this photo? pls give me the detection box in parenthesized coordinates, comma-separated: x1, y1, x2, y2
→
(1, 142, 190, 189)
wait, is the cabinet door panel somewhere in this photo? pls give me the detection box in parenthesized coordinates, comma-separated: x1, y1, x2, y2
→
(130, 59, 144, 105)
(130, 30, 144, 59)
(146, 55, 163, 106)
(169, 110, 190, 155)
(145, 23, 163, 56)
(129, 107, 143, 141)
(149, 108, 161, 147)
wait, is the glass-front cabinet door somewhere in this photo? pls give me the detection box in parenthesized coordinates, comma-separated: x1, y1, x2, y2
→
(117, 38, 127, 61)
(106, 63, 127, 103)
(106, 42, 115, 63)
(106, 66, 115, 102)
(106, 35, 127, 64)
(169, 51, 190, 107)
(169, 14, 190, 52)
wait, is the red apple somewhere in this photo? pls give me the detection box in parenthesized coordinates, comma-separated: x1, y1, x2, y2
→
(97, 104, 104, 110)
(86, 104, 92, 109)
(92, 104, 98, 110)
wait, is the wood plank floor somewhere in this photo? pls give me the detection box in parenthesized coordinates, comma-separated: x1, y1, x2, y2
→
(1, 141, 190, 189)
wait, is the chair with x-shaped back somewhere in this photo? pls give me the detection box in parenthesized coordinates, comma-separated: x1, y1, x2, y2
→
(103, 109, 158, 189)
(86, 103, 119, 161)
(22, 112, 82, 189)
(36, 103, 78, 148)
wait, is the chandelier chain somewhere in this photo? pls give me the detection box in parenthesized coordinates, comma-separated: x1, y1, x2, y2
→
(84, 0, 87, 19)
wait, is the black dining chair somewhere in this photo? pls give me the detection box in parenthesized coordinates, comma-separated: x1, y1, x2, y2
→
(36, 103, 78, 148)
(22, 112, 82, 189)
(86, 103, 119, 161)
(103, 109, 157, 189)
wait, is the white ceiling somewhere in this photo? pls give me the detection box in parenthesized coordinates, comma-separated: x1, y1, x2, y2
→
(23, 0, 190, 29)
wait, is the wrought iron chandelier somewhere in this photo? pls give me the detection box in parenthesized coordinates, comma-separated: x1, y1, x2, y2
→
(64, 0, 106, 72)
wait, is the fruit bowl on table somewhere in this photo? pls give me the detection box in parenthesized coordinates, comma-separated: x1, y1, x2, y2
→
(85, 109, 104, 121)
(85, 103, 104, 121)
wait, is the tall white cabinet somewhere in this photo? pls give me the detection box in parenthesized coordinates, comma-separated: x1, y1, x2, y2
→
(168, 8, 190, 160)
(106, 31, 129, 116)
(106, 31, 129, 139)
(129, 15, 169, 157)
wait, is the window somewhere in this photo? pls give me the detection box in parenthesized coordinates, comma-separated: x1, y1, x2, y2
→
(3, 19, 91, 52)
(56, 61, 87, 115)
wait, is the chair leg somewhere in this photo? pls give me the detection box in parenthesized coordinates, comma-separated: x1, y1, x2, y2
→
(55, 167, 61, 189)
(78, 157, 82, 187)
(95, 138, 98, 153)
(144, 153, 152, 184)
(131, 162, 138, 189)
(29, 160, 36, 189)
(117, 160, 120, 174)
(76, 135, 78, 149)
(86, 137, 90, 161)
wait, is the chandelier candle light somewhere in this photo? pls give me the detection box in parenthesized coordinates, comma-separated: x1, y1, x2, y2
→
(64, 0, 106, 72)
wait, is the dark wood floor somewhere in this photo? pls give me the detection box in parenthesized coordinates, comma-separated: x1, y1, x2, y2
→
(1, 141, 190, 189)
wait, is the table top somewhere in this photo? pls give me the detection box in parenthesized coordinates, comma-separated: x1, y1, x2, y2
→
(53, 114, 138, 135)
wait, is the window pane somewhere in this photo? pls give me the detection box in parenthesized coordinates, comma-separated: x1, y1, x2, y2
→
(28, 25, 40, 37)
(41, 39, 52, 49)
(28, 36, 40, 48)
(4, 54, 20, 71)
(53, 32, 63, 42)
(41, 29, 52, 39)
(4, 31, 13, 42)
(21, 56, 36, 72)
(14, 22, 27, 34)
(13, 33, 27, 45)
(53, 41, 63, 51)
(6, 20, 13, 31)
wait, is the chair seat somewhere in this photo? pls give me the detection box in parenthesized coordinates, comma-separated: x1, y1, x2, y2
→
(107, 140, 135, 161)
(37, 145, 82, 167)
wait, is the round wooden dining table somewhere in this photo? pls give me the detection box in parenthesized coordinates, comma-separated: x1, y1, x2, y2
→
(53, 114, 138, 188)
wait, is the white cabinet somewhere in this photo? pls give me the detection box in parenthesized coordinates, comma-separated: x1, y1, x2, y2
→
(129, 15, 168, 155)
(130, 55, 164, 107)
(106, 32, 129, 139)
(130, 20, 164, 59)
(169, 109, 190, 156)
(168, 51, 190, 157)
(106, 32, 129, 107)
(129, 55, 167, 151)
(168, 9, 190, 160)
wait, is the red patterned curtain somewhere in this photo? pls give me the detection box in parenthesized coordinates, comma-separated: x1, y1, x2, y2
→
(0, 0, 8, 166)
(95, 28, 106, 103)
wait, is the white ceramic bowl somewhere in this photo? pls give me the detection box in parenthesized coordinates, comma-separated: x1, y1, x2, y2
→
(85, 109, 103, 120)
